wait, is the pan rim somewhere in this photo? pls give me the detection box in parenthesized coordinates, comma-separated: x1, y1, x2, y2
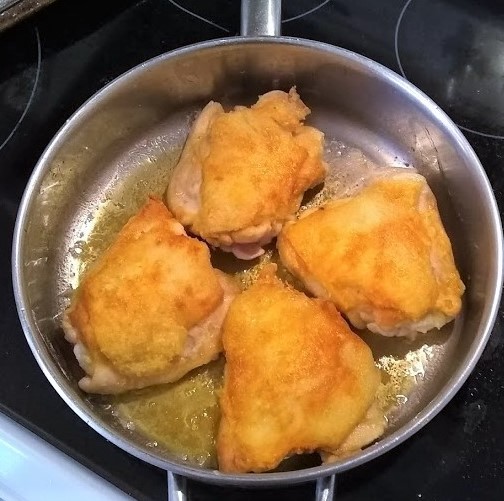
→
(12, 35, 504, 486)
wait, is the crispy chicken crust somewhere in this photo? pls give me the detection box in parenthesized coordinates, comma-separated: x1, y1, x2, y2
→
(278, 172, 465, 337)
(166, 88, 327, 259)
(217, 266, 380, 473)
(63, 198, 238, 394)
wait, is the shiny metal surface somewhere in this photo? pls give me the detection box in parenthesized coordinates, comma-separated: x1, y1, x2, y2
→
(167, 472, 187, 501)
(12, 36, 503, 488)
(241, 0, 281, 37)
(0, 0, 20, 12)
(315, 475, 336, 501)
(0, 0, 57, 31)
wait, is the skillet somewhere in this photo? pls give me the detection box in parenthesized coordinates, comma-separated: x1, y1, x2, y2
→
(12, 0, 503, 499)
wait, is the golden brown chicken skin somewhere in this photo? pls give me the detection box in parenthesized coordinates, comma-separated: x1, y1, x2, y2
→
(166, 88, 327, 260)
(278, 172, 465, 338)
(63, 198, 238, 394)
(217, 266, 381, 473)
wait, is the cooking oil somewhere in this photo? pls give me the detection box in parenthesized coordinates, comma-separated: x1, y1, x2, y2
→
(114, 358, 224, 469)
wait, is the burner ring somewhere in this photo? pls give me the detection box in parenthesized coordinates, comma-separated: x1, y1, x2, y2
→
(167, 0, 331, 33)
(394, 0, 504, 140)
(0, 27, 42, 152)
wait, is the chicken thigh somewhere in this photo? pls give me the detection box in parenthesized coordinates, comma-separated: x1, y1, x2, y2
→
(63, 198, 238, 394)
(278, 172, 465, 338)
(217, 265, 381, 473)
(166, 88, 327, 260)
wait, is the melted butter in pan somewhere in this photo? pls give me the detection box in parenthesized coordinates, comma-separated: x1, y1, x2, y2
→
(114, 358, 224, 469)
(69, 148, 181, 285)
(376, 344, 435, 412)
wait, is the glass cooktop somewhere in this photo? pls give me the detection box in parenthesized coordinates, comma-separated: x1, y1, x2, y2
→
(1, 1, 503, 499)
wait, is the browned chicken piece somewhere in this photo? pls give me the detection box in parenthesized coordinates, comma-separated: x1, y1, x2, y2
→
(217, 265, 381, 473)
(278, 172, 465, 338)
(166, 88, 327, 260)
(62, 198, 239, 394)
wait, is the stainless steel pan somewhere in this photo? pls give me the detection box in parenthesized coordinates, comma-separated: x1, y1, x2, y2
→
(12, 0, 503, 499)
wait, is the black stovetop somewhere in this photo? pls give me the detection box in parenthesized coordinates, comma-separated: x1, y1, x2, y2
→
(1, 1, 503, 500)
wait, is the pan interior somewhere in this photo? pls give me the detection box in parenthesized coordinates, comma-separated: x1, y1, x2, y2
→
(17, 40, 499, 479)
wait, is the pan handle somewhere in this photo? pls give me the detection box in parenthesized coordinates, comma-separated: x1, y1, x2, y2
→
(240, 0, 281, 37)
(167, 471, 187, 501)
(167, 471, 337, 500)
(315, 474, 337, 500)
